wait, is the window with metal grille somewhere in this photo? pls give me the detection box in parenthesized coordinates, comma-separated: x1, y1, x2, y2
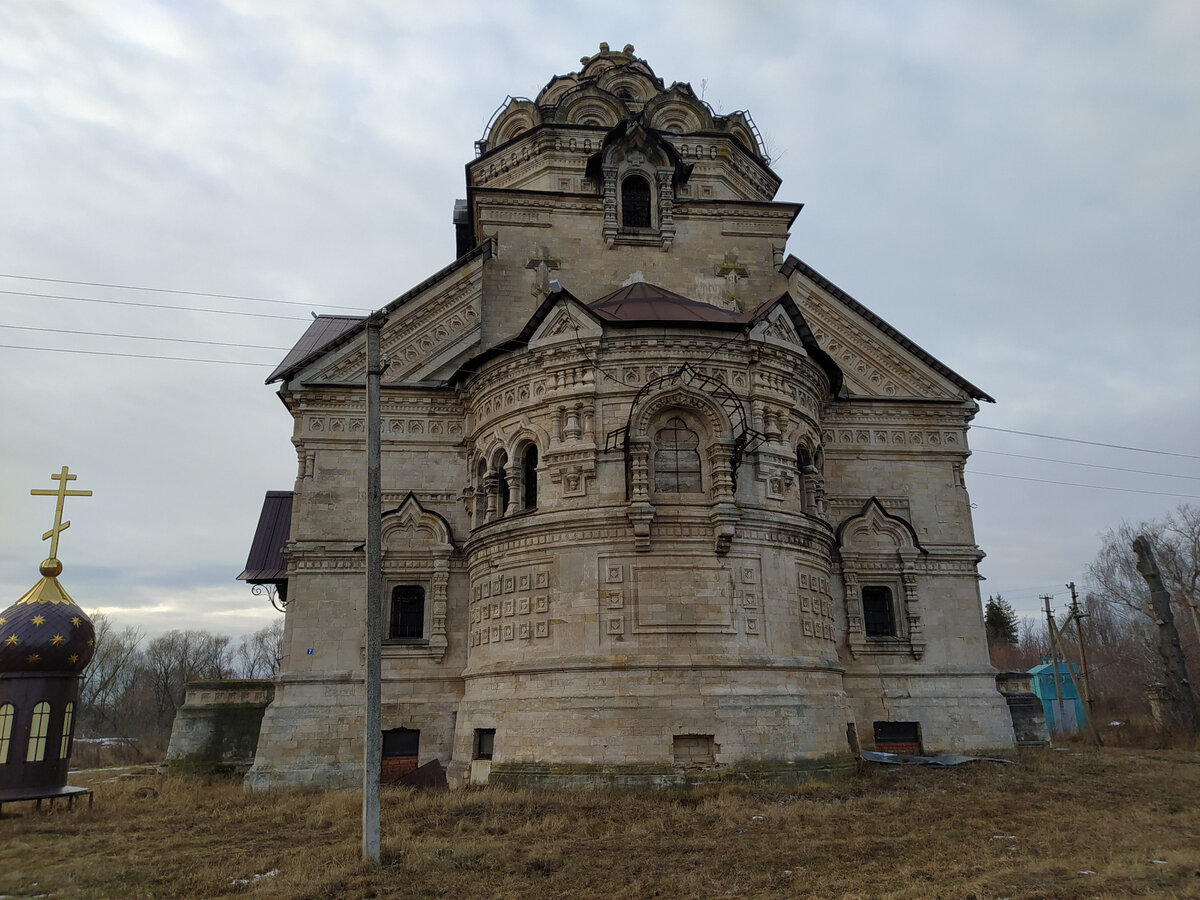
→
(26, 701, 50, 762)
(654, 417, 702, 493)
(621, 174, 652, 228)
(862, 586, 896, 636)
(390, 585, 425, 640)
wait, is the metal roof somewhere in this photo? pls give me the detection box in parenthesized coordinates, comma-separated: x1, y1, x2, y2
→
(236, 491, 293, 583)
(266, 316, 362, 384)
(587, 282, 748, 325)
(266, 239, 495, 385)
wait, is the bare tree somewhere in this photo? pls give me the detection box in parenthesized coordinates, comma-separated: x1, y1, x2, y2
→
(233, 619, 284, 679)
(1085, 503, 1200, 722)
(78, 612, 144, 734)
(1133, 535, 1198, 731)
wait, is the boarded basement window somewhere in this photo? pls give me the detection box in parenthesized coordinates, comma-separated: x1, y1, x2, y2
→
(381, 727, 420, 782)
(873, 721, 922, 755)
(673, 734, 716, 766)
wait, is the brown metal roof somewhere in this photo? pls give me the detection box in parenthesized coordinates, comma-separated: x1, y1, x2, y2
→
(588, 282, 748, 325)
(266, 316, 363, 384)
(237, 491, 293, 583)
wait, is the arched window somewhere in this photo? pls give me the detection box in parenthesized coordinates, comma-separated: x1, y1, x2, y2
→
(497, 453, 510, 515)
(0, 703, 13, 764)
(621, 174, 652, 228)
(654, 417, 702, 493)
(522, 444, 538, 510)
(475, 460, 487, 526)
(59, 702, 74, 759)
(390, 585, 426, 640)
(26, 701, 50, 762)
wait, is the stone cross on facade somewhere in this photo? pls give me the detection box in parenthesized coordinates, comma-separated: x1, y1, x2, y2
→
(30, 466, 92, 560)
(525, 246, 561, 297)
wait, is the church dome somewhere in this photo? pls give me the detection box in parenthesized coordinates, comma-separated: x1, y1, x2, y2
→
(0, 558, 95, 675)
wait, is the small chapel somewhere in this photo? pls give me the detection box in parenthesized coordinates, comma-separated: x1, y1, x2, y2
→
(239, 44, 1015, 790)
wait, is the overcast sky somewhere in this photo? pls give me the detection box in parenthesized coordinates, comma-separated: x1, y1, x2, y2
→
(2, 1, 1197, 639)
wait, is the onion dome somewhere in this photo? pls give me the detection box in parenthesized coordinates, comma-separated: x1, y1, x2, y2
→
(0, 557, 95, 674)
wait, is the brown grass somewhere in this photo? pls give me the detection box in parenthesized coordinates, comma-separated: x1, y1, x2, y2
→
(2, 747, 1199, 899)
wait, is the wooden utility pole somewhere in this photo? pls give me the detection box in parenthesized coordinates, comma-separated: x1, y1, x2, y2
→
(1067, 582, 1100, 743)
(1043, 595, 1066, 733)
(363, 313, 385, 864)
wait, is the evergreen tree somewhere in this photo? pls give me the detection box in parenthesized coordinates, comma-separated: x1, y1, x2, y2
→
(984, 594, 1019, 647)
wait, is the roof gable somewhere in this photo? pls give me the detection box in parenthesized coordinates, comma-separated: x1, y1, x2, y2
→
(781, 255, 993, 403)
(273, 242, 492, 386)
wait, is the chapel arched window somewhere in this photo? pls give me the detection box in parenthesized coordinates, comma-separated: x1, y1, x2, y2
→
(654, 417, 702, 493)
(26, 701, 50, 763)
(621, 174, 652, 228)
(0, 703, 13, 764)
(59, 701, 74, 759)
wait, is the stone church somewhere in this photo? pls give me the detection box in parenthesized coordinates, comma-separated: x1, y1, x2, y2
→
(240, 44, 1014, 790)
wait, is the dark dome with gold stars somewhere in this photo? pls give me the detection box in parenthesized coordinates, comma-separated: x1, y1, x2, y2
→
(0, 557, 95, 675)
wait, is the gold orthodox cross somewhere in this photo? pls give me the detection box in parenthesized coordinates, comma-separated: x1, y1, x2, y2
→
(30, 465, 92, 560)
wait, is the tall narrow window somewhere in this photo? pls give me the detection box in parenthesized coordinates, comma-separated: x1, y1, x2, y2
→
(26, 701, 50, 762)
(59, 701, 74, 759)
(522, 444, 538, 509)
(475, 460, 487, 526)
(654, 417, 702, 493)
(621, 174, 652, 228)
(862, 586, 896, 637)
(0, 703, 13, 764)
(390, 585, 426, 640)
(497, 454, 510, 515)
(797, 446, 813, 512)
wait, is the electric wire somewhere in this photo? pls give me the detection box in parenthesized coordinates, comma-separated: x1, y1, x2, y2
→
(972, 424, 1200, 460)
(971, 449, 1200, 482)
(0, 272, 370, 313)
(0, 288, 314, 321)
(0, 344, 273, 366)
(0, 323, 291, 351)
(969, 470, 1200, 501)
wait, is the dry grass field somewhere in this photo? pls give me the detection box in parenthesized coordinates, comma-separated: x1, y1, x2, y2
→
(1, 746, 1198, 899)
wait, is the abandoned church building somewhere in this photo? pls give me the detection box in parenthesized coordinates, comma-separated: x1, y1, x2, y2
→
(238, 44, 1015, 790)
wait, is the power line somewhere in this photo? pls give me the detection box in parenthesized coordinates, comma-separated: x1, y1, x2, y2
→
(0, 272, 370, 313)
(0, 344, 273, 367)
(0, 288, 312, 321)
(970, 470, 1200, 500)
(0, 324, 290, 351)
(972, 424, 1200, 460)
(972, 449, 1200, 482)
